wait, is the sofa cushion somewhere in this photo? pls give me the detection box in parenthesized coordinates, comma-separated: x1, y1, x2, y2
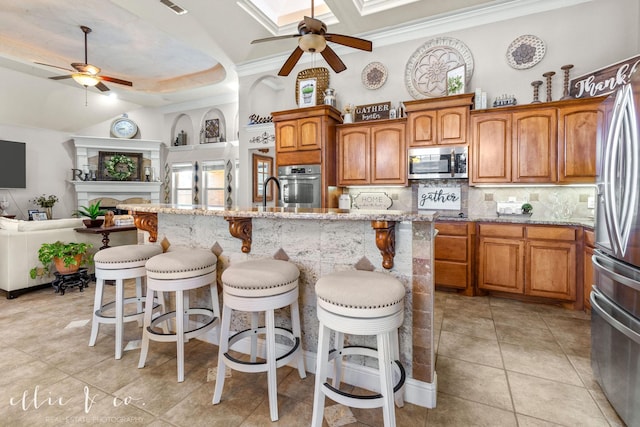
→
(0, 217, 84, 232)
(0, 217, 20, 231)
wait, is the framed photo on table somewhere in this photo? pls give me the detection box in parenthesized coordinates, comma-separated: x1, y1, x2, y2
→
(32, 212, 48, 221)
(28, 209, 39, 220)
(298, 78, 317, 107)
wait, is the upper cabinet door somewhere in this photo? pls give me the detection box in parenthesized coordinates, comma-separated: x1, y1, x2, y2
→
(370, 123, 407, 184)
(337, 127, 370, 185)
(470, 112, 512, 184)
(512, 109, 557, 183)
(408, 110, 436, 146)
(438, 106, 469, 145)
(297, 117, 322, 150)
(275, 121, 297, 152)
(557, 99, 605, 183)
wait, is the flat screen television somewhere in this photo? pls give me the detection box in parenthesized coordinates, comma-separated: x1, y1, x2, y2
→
(0, 140, 27, 188)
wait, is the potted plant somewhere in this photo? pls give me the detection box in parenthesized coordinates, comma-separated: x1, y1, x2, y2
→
(30, 194, 58, 219)
(521, 203, 533, 215)
(73, 200, 107, 228)
(29, 241, 92, 278)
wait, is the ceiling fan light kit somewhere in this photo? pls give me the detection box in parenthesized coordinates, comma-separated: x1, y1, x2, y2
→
(251, 0, 372, 76)
(71, 73, 99, 87)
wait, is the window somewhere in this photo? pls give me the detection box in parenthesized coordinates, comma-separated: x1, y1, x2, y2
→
(171, 162, 193, 205)
(202, 160, 226, 207)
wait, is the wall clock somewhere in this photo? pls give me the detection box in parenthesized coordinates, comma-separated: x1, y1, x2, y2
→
(110, 114, 138, 139)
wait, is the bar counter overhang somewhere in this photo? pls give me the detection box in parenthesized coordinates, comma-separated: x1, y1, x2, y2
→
(118, 203, 438, 408)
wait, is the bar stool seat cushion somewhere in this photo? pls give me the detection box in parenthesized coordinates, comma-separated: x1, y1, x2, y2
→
(316, 271, 405, 318)
(146, 249, 217, 280)
(94, 245, 163, 270)
(222, 259, 299, 298)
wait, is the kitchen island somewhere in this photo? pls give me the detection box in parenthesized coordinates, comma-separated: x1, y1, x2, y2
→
(118, 203, 438, 408)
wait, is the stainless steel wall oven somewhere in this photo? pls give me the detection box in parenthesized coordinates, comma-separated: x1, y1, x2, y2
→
(277, 164, 322, 208)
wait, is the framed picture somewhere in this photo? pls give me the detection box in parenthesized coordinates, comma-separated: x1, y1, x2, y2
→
(98, 151, 143, 181)
(298, 78, 317, 107)
(32, 212, 48, 221)
(205, 118, 220, 140)
(28, 209, 39, 221)
(446, 65, 466, 95)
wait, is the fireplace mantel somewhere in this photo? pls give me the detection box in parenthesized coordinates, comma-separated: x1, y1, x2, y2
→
(71, 136, 165, 208)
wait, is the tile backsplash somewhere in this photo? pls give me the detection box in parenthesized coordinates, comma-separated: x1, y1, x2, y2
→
(343, 181, 596, 221)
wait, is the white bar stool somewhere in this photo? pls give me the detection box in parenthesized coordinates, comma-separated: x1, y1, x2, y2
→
(311, 270, 406, 427)
(212, 259, 306, 422)
(138, 249, 220, 382)
(89, 244, 164, 360)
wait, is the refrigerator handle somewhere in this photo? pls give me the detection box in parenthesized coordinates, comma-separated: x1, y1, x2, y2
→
(591, 288, 640, 345)
(592, 254, 640, 293)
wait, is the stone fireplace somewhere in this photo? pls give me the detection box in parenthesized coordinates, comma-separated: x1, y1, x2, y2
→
(70, 136, 165, 208)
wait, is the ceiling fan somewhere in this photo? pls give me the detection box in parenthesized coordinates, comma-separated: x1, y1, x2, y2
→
(35, 25, 133, 92)
(251, 0, 372, 76)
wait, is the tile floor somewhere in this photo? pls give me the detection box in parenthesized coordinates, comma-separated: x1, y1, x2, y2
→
(0, 284, 625, 426)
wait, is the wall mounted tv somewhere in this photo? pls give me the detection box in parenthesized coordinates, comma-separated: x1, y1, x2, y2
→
(0, 140, 27, 189)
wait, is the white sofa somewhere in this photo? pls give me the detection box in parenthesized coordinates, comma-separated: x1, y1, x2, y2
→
(0, 217, 138, 298)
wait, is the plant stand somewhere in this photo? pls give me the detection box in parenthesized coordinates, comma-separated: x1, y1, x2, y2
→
(51, 268, 90, 295)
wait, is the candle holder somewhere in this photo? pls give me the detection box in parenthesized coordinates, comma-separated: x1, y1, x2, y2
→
(543, 71, 555, 102)
(531, 80, 543, 103)
(560, 64, 574, 100)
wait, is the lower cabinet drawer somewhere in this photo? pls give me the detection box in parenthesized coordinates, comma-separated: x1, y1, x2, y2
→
(435, 261, 468, 289)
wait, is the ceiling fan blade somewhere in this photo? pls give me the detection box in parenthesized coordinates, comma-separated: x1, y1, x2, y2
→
(251, 34, 299, 44)
(34, 62, 74, 72)
(100, 75, 133, 87)
(278, 47, 304, 76)
(320, 45, 347, 73)
(49, 75, 72, 80)
(95, 81, 110, 92)
(325, 33, 373, 51)
(304, 16, 324, 33)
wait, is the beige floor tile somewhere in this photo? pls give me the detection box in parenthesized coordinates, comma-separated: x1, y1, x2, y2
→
(516, 414, 564, 426)
(441, 313, 497, 341)
(435, 356, 512, 411)
(494, 322, 563, 353)
(437, 330, 503, 368)
(501, 342, 583, 386)
(427, 392, 517, 426)
(587, 386, 626, 427)
(508, 371, 609, 427)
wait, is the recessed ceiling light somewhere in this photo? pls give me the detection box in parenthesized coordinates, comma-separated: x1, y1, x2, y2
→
(160, 0, 188, 15)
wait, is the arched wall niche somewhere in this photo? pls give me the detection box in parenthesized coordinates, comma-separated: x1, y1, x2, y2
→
(199, 108, 227, 144)
(171, 113, 194, 146)
(247, 75, 284, 125)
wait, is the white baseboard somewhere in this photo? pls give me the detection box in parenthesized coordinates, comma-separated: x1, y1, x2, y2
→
(197, 330, 437, 409)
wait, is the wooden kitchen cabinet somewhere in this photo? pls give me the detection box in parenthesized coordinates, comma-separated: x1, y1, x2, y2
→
(477, 223, 579, 303)
(404, 93, 474, 147)
(470, 107, 556, 184)
(557, 96, 608, 183)
(275, 116, 322, 152)
(435, 221, 475, 295)
(583, 228, 595, 310)
(337, 119, 407, 186)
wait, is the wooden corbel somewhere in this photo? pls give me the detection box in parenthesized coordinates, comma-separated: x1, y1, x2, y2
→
(371, 220, 396, 269)
(132, 211, 158, 243)
(225, 216, 252, 253)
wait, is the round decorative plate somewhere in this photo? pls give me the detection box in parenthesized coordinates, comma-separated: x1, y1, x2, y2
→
(405, 37, 474, 99)
(506, 35, 546, 70)
(362, 62, 388, 90)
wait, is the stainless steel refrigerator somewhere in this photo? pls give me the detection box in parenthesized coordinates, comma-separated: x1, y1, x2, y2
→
(591, 69, 640, 426)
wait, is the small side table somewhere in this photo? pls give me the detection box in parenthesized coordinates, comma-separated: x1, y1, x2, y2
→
(74, 225, 137, 250)
(52, 268, 90, 295)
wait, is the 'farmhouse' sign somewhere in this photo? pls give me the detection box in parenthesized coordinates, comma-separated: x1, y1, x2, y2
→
(354, 102, 391, 122)
(570, 55, 640, 98)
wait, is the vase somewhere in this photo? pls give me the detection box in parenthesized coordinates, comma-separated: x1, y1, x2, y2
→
(83, 219, 104, 228)
(45, 207, 52, 219)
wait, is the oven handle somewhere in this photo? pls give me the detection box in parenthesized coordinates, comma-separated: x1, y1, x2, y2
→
(590, 287, 640, 345)
(278, 176, 320, 181)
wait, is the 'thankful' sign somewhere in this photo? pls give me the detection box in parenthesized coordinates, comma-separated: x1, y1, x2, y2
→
(570, 55, 640, 98)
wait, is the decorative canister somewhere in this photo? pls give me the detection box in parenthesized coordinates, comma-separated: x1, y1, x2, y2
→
(323, 88, 336, 107)
(339, 194, 351, 209)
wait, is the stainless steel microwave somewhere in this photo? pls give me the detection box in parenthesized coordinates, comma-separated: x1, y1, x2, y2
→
(408, 146, 468, 179)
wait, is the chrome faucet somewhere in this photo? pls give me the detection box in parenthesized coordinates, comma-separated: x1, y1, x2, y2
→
(263, 176, 281, 208)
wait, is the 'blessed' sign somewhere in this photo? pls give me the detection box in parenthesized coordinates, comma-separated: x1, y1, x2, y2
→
(354, 102, 391, 122)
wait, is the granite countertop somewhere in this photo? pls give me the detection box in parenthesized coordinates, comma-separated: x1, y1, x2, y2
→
(117, 204, 439, 222)
(434, 213, 594, 228)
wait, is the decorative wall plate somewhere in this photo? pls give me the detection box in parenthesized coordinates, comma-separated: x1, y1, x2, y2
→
(405, 37, 474, 99)
(295, 67, 329, 106)
(362, 62, 388, 90)
(506, 35, 546, 70)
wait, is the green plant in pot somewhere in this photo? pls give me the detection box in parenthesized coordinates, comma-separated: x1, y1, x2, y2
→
(29, 241, 93, 279)
(521, 203, 533, 214)
(73, 200, 107, 228)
